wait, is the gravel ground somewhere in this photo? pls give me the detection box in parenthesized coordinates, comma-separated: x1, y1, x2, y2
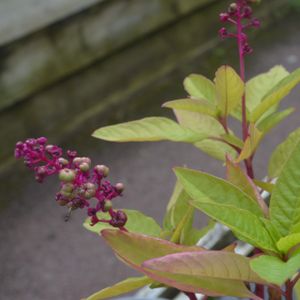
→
(1, 13, 300, 300)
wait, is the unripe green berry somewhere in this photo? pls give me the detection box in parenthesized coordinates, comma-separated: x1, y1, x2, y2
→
(84, 189, 96, 199)
(79, 162, 90, 172)
(103, 200, 113, 212)
(94, 165, 109, 177)
(61, 183, 74, 193)
(59, 168, 76, 182)
(60, 190, 72, 198)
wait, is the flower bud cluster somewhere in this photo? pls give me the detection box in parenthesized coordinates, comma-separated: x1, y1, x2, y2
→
(218, 0, 260, 56)
(15, 137, 127, 229)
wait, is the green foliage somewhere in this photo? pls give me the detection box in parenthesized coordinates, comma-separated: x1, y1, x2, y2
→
(215, 65, 244, 116)
(250, 68, 300, 123)
(174, 167, 277, 252)
(269, 127, 300, 178)
(246, 65, 289, 115)
(163, 99, 218, 117)
(270, 138, 300, 236)
(183, 74, 216, 103)
(90, 52, 300, 298)
(257, 107, 294, 135)
(277, 233, 300, 254)
(102, 230, 259, 298)
(84, 276, 153, 300)
(250, 252, 300, 285)
(163, 181, 214, 245)
(174, 109, 237, 160)
(92, 117, 206, 143)
(83, 209, 161, 237)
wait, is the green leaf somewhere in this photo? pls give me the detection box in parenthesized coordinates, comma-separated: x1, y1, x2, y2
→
(83, 209, 161, 237)
(215, 65, 244, 116)
(226, 157, 261, 202)
(270, 138, 300, 236)
(277, 233, 300, 254)
(235, 124, 263, 163)
(174, 110, 236, 160)
(260, 218, 282, 244)
(221, 133, 244, 149)
(257, 108, 294, 134)
(174, 168, 276, 252)
(184, 74, 216, 103)
(246, 65, 289, 113)
(92, 117, 205, 143)
(194, 139, 237, 161)
(163, 181, 211, 245)
(250, 67, 300, 123)
(250, 253, 300, 286)
(193, 202, 276, 252)
(174, 167, 263, 216)
(295, 280, 300, 300)
(163, 181, 190, 231)
(253, 180, 274, 194)
(268, 127, 300, 178)
(143, 251, 266, 284)
(102, 230, 259, 299)
(163, 99, 217, 117)
(85, 276, 153, 300)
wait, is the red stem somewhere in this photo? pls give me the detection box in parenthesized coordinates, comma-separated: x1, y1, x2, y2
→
(236, 8, 248, 142)
(285, 279, 293, 300)
(184, 292, 198, 300)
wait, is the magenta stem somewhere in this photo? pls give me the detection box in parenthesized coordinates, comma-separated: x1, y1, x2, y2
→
(236, 7, 248, 142)
(285, 279, 293, 300)
(184, 292, 198, 300)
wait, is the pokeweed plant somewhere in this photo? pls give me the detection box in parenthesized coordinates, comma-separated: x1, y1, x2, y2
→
(15, 0, 300, 299)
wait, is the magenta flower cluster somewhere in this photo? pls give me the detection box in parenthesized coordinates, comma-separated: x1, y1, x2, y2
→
(219, 0, 260, 55)
(15, 137, 127, 229)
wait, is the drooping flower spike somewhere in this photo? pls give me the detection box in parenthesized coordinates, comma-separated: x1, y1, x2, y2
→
(219, 0, 260, 56)
(15, 137, 127, 229)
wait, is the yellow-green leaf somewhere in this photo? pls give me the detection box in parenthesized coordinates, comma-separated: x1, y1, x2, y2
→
(163, 99, 217, 117)
(215, 65, 244, 116)
(174, 110, 236, 160)
(250, 253, 300, 286)
(221, 133, 244, 149)
(270, 137, 300, 236)
(84, 276, 153, 300)
(246, 65, 289, 113)
(253, 180, 274, 194)
(92, 117, 205, 143)
(257, 108, 294, 134)
(184, 74, 216, 103)
(269, 127, 300, 178)
(250, 68, 300, 123)
(174, 167, 263, 216)
(174, 168, 276, 252)
(226, 157, 260, 201)
(277, 233, 300, 254)
(235, 124, 262, 162)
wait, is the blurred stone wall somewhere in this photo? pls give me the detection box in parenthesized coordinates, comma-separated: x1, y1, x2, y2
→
(0, 0, 289, 176)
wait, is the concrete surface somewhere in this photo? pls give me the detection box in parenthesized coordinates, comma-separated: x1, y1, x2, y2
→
(1, 12, 300, 300)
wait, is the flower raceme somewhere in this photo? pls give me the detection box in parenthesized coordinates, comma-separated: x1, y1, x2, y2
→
(15, 137, 127, 229)
(219, 0, 260, 55)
